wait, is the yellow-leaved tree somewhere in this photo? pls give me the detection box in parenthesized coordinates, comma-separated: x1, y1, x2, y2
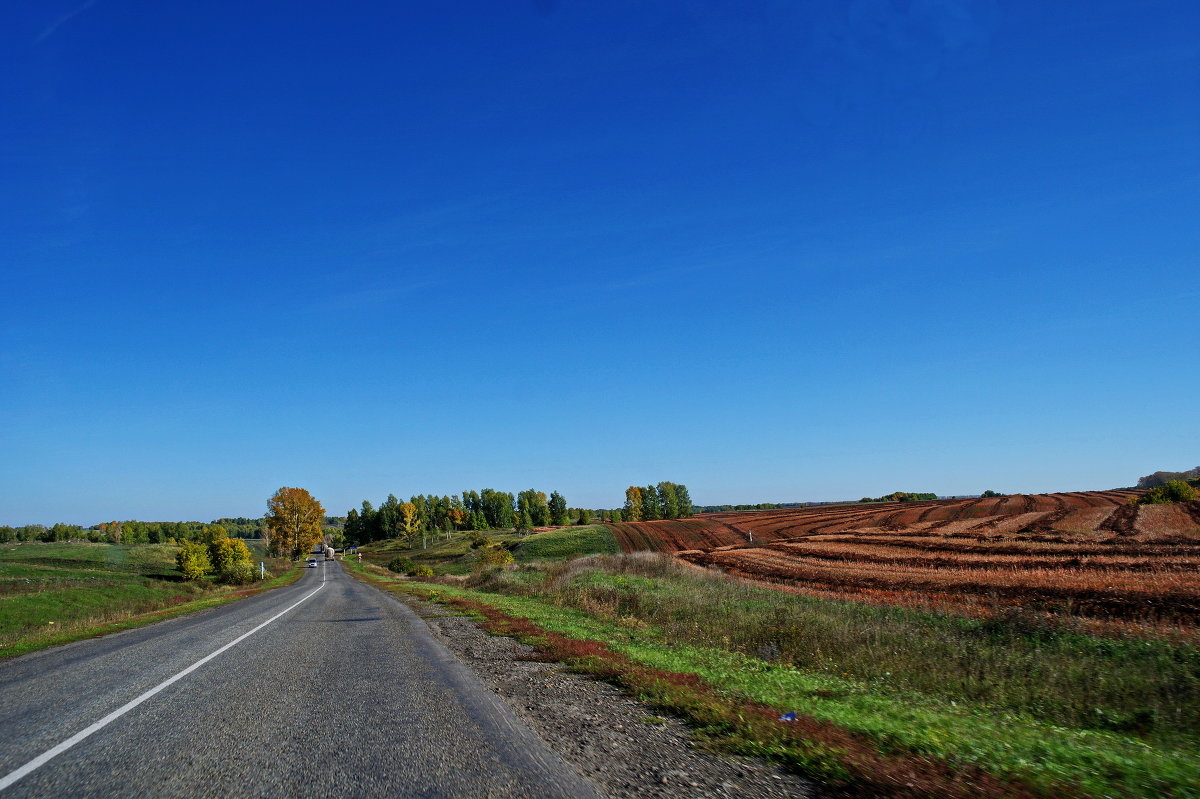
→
(399, 502, 420, 545)
(265, 487, 326, 560)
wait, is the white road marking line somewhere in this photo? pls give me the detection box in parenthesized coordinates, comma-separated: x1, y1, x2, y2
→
(0, 577, 326, 792)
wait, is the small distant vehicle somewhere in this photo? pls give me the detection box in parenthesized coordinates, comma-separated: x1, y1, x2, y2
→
(306, 558, 317, 568)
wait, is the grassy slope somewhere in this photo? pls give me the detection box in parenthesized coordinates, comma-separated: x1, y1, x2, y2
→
(0, 541, 299, 659)
(360, 525, 619, 574)
(343, 532, 1200, 799)
(512, 526, 620, 561)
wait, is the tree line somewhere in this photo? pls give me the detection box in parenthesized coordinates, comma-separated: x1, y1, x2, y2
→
(858, 491, 938, 503)
(0, 520, 232, 545)
(343, 488, 577, 547)
(694, 502, 807, 513)
(1138, 467, 1200, 489)
(621, 482, 694, 522)
(0, 514, 346, 546)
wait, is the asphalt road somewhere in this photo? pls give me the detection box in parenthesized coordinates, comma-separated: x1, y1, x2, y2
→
(0, 561, 604, 798)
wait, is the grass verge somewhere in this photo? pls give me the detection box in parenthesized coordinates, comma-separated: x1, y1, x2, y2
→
(345, 555, 1199, 799)
(0, 542, 301, 661)
(358, 525, 618, 574)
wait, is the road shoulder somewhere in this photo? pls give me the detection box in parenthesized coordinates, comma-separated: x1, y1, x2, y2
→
(396, 591, 818, 799)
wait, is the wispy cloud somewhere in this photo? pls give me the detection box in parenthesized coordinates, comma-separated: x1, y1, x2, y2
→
(34, 0, 98, 45)
(319, 276, 448, 314)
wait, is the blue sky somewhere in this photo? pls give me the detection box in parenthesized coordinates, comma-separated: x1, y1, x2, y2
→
(2, 1, 1197, 524)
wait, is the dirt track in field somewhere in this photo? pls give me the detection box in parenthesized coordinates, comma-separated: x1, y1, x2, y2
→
(608, 492, 1200, 629)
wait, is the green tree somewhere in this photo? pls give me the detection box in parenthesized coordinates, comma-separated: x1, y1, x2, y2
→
(517, 489, 550, 528)
(411, 494, 429, 532)
(359, 500, 381, 542)
(379, 494, 402, 539)
(463, 490, 482, 517)
(549, 491, 568, 525)
(675, 484, 693, 518)
(344, 508, 361, 544)
(657, 482, 680, 519)
(480, 489, 515, 529)
(642, 484, 661, 520)
(515, 510, 534, 534)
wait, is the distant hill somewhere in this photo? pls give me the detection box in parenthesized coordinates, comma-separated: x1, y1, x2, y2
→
(1138, 467, 1200, 489)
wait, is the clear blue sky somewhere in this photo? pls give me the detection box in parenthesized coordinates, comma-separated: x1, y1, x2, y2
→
(2, 1, 1197, 525)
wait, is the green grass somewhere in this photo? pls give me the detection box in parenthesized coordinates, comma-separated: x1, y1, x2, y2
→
(535, 564, 1200, 746)
(0, 541, 298, 659)
(344, 554, 1200, 798)
(511, 526, 620, 562)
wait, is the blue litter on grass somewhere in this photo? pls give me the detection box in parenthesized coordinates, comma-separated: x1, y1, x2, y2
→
(779, 711, 797, 722)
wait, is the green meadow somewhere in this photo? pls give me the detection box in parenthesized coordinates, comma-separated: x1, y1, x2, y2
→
(0, 540, 294, 659)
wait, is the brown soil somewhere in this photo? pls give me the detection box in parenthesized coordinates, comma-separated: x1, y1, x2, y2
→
(613, 491, 1200, 632)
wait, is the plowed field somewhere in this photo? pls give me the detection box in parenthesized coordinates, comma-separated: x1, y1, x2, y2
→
(608, 492, 1200, 631)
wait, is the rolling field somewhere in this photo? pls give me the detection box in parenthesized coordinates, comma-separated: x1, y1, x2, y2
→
(356, 511, 1200, 795)
(608, 491, 1200, 632)
(0, 541, 295, 658)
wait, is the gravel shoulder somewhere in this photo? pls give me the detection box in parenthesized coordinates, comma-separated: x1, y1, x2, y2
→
(396, 591, 821, 799)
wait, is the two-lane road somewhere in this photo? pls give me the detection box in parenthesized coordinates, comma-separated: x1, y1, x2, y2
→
(0, 561, 602, 798)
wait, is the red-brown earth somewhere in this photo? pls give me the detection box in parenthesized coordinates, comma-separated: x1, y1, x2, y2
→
(608, 491, 1200, 635)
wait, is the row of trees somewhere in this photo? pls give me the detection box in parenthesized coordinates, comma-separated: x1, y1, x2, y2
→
(621, 482, 694, 522)
(858, 491, 938, 503)
(0, 520, 233, 545)
(211, 517, 265, 538)
(343, 488, 574, 547)
(694, 502, 806, 513)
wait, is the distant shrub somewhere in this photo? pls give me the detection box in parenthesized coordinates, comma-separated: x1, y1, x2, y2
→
(473, 547, 515, 572)
(388, 556, 416, 573)
(468, 532, 492, 549)
(1137, 480, 1198, 505)
(222, 560, 257, 585)
(411, 565, 434, 578)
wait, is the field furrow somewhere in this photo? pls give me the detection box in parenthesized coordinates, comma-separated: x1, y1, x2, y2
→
(611, 490, 1200, 632)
